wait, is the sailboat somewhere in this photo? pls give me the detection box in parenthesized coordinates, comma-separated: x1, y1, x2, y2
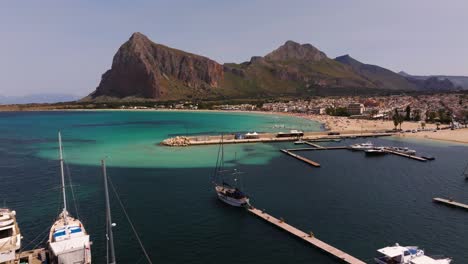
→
(48, 131, 91, 264)
(213, 136, 250, 207)
(101, 160, 116, 264)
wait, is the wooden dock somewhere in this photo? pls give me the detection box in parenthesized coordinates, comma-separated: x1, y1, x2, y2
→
(281, 149, 320, 167)
(433, 197, 468, 210)
(383, 148, 427, 162)
(247, 207, 366, 264)
(17, 248, 47, 264)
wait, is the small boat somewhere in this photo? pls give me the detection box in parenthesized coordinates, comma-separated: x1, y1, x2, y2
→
(375, 243, 451, 264)
(390, 147, 417, 155)
(350, 142, 374, 151)
(213, 136, 250, 207)
(0, 208, 21, 263)
(365, 148, 387, 156)
(48, 131, 91, 264)
(277, 130, 304, 138)
(421, 155, 435, 161)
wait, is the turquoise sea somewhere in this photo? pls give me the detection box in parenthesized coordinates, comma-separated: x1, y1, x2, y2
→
(0, 110, 467, 263)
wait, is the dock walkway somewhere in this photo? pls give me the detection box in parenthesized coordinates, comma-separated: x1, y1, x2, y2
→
(383, 148, 427, 162)
(304, 142, 324, 149)
(247, 207, 366, 264)
(433, 197, 468, 210)
(280, 149, 320, 167)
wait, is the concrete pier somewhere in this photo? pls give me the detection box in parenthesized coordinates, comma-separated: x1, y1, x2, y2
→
(433, 197, 468, 210)
(247, 206, 366, 264)
(383, 148, 428, 162)
(280, 149, 320, 167)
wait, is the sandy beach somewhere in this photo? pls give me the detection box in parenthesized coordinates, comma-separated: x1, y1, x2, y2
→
(291, 113, 468, 144)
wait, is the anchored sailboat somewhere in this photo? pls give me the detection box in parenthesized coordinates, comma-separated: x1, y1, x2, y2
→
(213, 136, 250, 207)
(48, 131, 91, 264)
(102, 160, 116, 264)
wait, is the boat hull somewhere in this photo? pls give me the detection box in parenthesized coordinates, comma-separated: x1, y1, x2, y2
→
(216, 192, 249, 207)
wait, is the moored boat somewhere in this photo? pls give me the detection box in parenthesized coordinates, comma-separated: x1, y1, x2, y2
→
(375, 243, 451, 264)
(350, 141, 374, 151)
(389, 147, 417, 155)
(48, 131, 91, 264)
(365, 148, 387, 156)
(0, 208, 21, 263)
(213, 136, 250, 207)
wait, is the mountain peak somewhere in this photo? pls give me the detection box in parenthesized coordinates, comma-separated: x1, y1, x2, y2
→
(265, 40, 327, 62)
(129, 32, 149, 41)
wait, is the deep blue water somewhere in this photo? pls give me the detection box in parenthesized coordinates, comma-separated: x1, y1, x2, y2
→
(0, 111, 467, 263)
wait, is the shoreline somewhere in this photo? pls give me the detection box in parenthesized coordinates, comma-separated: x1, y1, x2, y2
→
(1, 107, 466, 144)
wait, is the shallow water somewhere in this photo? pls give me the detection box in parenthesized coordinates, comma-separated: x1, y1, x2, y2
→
(0, 111, 467, 263)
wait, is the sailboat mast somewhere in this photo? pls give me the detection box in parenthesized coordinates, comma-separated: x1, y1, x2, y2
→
(58, 131, 68, 215)
(102, 159, 116, 264)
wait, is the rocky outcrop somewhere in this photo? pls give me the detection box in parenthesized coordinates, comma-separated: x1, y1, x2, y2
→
(90, 32, 223, 99)
(162, 136, 190, 146)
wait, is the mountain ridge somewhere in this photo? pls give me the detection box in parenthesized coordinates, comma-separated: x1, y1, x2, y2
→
(87, 33, 461, 101)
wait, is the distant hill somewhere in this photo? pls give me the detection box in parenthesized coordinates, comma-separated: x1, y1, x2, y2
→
(0, 93, 80, 105)
(398, 71, 468, 90)
(334, 55, 419, 91)
(86, 32, 462, 101)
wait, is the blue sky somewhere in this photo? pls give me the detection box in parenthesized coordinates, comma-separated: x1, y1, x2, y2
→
(1, 0, 467, 96)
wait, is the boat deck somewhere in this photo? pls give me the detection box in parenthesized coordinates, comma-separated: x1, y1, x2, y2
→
(247, 206, 366, 264)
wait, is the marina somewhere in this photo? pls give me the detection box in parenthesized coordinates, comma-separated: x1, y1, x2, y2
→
(0, 111, 466, 263)
(433, 197, 468, 210)
(247, 206, 366, 264)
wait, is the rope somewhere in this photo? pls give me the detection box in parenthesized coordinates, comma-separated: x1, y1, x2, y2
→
(19, 224, 51, 251)
(62, 147, 80, 220)
(107, 176, 153, 264)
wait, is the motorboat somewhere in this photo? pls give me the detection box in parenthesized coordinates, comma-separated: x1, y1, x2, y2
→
(375, 243, 451, 264)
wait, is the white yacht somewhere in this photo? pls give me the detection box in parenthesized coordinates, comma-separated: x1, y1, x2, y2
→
(0, 208, 21, 263)
(375, 243, 451, 264)
(48, 132, 91, 264)
(350, 141, 374, 151)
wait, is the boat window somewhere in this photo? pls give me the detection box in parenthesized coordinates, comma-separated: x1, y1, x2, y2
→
(0, 227, 13, 239)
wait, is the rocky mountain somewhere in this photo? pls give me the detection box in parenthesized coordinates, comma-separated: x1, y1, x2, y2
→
(88, 33, 460, 101)
(399, 71, 468, 90)
(90, 32, 223, 100)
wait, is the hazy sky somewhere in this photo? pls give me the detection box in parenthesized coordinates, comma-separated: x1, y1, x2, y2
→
(1, 0, 467, 96)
